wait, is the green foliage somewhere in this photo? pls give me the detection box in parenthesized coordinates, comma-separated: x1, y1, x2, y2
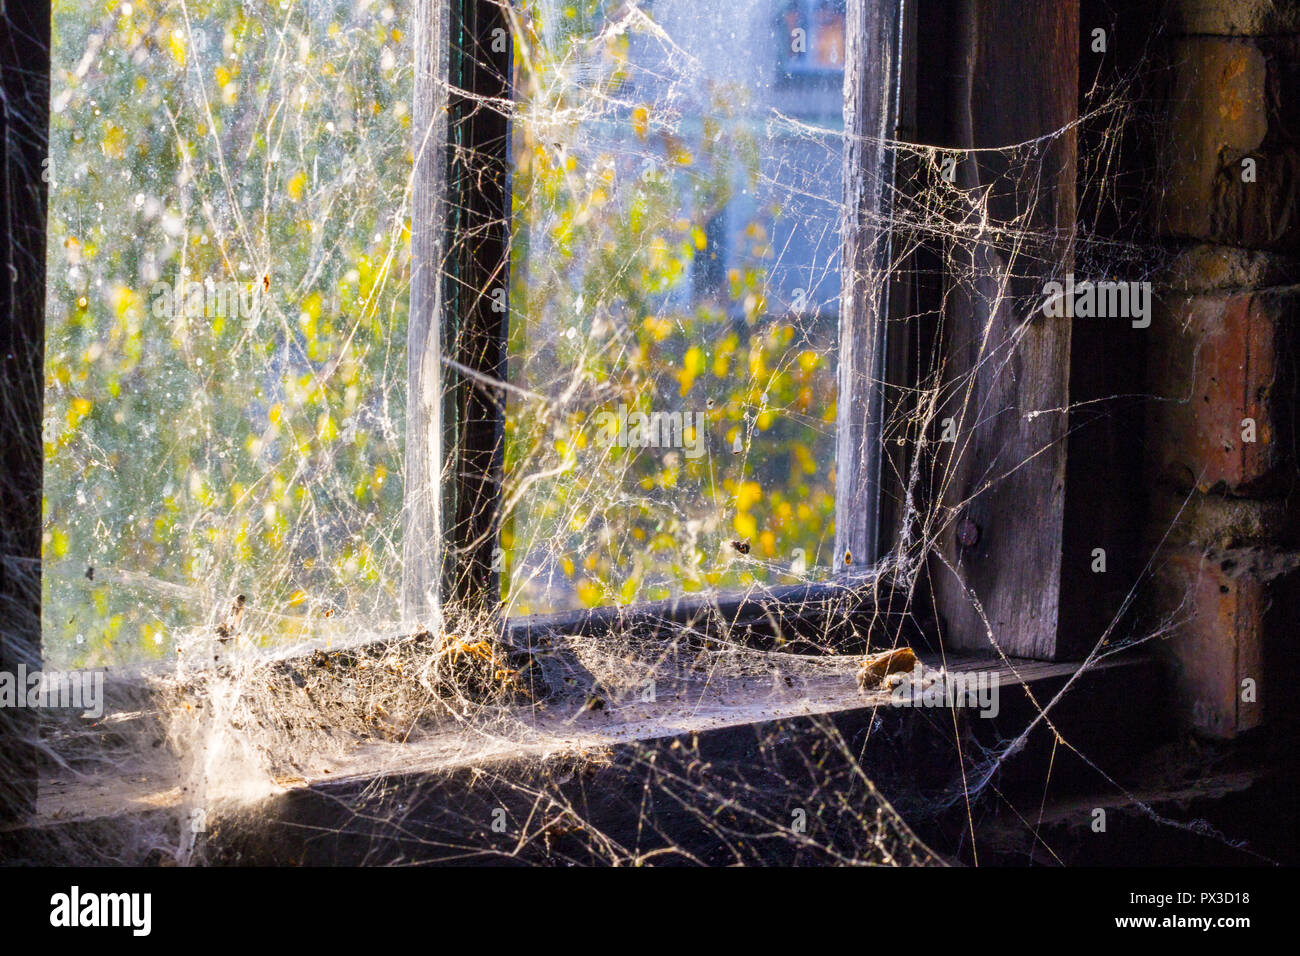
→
(45, 0, 413, 664)
(501, 1, 837, 614)
(44, 0, 838, 657)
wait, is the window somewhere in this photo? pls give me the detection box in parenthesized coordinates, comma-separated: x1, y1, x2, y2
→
(421, 0, 907, 622)
(499, 0, 851, 616)
(42, 0, 416, 666)
(9, 0, 1202, 873)
(775, 0, 847, 78)
(33, 0, 1093, 667)
(34, 0, 908, 662)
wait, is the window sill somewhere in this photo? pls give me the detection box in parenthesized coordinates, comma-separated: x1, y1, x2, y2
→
(6, 646, 1166, 865)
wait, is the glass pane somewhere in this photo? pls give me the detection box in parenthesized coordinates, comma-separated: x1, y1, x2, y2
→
(43, 0, 413, 667)
(505, 0, 844, 614)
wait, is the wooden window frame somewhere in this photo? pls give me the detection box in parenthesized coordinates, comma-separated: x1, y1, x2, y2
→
(411, 0, 1111, 667)
(413, 0, 1128, 665)
(917, 0, 1105, 662)
(0, 0, 1127, 837)
(0, 0, 1170, 858)
(414, 0, 927, 641)
(405, 0, 512, 625)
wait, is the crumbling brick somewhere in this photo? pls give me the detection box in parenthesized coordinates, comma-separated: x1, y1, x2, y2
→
(1147, 288, 1297, 494)
(1154, 546, 1300, 737)
(1156, 37, 1299, 250)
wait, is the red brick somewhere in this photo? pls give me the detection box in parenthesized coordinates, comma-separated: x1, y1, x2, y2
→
(1147, 289, 1296, 494)
(1154, 547, 1298, 737)
(1156, 37, 1300, 250)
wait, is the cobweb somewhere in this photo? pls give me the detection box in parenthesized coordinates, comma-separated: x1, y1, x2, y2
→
(0, 0, 1259, 866)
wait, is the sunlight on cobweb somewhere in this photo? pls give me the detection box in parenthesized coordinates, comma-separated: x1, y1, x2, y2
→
(8, 0, 1258, 867)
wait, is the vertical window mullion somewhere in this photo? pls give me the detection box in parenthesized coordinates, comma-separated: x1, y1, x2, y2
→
(403, 0, 450, 625)
(405, 0, 511, 622)
(442, 0, 512, 610)
(836, 0, 905, 571)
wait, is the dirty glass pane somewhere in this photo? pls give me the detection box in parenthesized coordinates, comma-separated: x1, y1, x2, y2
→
(504, 0, 845, 614)
(43, 1, 413, 666)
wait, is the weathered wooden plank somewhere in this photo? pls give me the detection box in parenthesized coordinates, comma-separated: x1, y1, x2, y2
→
(928, 0, 1080, 659)
(12, 650, 1166, 865)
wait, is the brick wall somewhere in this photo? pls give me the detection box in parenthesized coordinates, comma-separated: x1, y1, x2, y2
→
(1145, 0, 1300, 737)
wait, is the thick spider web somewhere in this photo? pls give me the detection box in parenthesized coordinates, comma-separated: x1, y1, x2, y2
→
(0, 0, 1259, 866)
